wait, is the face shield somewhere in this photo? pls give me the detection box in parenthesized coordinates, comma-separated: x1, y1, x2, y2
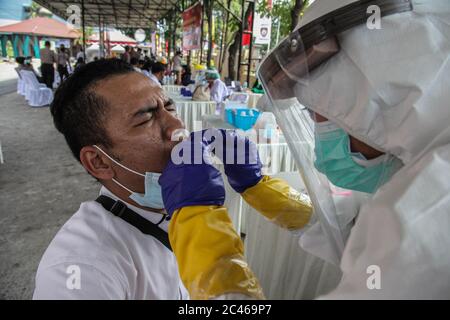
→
(257, 0, 412, 265)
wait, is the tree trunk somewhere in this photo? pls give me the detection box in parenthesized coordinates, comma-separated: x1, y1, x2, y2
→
(227, 4, 252, 81)
(291, 0, 307, 32)
(219, 0, 231, 73)
(205, 0, 214, 68)
(172, 17, 177, 55)
(227, 32, 239, 80)
(167, 17, 173, 57)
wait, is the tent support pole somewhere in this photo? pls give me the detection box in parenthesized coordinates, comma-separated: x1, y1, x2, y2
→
(82, 0, 86, 56)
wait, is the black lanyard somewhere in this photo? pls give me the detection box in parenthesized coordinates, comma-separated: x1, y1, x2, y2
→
(95, 195, 172, 252)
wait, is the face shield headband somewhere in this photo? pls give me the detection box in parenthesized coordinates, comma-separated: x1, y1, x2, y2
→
(257, 0, 413, 102)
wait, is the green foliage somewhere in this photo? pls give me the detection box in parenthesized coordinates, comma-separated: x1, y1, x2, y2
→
(256, 0, 310, 39)
(25, 1, 52, 19)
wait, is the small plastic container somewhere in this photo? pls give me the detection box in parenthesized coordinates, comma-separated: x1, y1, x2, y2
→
(225, 108, 235, 124)
(227, 108, 260, 131)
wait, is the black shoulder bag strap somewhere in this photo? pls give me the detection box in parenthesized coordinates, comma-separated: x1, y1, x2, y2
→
(95, 195, 172, 252)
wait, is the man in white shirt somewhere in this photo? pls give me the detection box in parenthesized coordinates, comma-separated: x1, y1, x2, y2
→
(33, 58, 188, 300)
(147, 62, 166, 88)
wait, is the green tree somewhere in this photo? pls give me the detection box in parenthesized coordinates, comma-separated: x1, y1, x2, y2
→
(204, 0, 214, 68)
(257, 0, 310, 43)
(24, 2, 52, 19)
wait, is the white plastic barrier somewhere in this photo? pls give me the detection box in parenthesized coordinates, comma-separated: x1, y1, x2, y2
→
(162, 85, 185, 94)
(228, 92, 250, 104)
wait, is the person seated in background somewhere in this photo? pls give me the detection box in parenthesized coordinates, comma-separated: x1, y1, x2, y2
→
(180, 65, 194, 87)
(15, 56, 41, 80)
(148, 62, 166, 88)
(75, 57, 85, 70)
(141, 61, 153, 78)
(76, 50, 86, 62)
(251, 78, 264, 94)
(205, 69, 229, 104)
(130, 57, 141, 73)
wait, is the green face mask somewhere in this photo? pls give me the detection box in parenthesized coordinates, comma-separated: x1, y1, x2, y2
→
(313, 122, 403, 194)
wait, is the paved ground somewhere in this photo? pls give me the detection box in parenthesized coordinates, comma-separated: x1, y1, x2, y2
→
(0, 83, 99, 298)
(0, 62, 19, 95)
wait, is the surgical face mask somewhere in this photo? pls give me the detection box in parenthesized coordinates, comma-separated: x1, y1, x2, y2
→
(313, 122, 403, 194)
(93, 145, 164, 210)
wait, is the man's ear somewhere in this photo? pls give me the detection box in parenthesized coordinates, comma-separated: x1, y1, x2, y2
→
(80, 146, 114, 180)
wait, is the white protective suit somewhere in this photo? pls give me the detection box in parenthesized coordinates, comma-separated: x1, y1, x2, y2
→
(286, 0, 450, 298)
(210, 78, 229, 104)
(164, 0, 450, 300)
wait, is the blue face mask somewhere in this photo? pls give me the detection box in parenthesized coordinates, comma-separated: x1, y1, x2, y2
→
(93, 145, 164, 209)
(313, 122, 403, 194)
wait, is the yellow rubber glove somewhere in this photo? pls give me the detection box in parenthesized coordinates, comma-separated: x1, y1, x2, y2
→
(169, 205, 265, 300)
(241, 176, 313, 230)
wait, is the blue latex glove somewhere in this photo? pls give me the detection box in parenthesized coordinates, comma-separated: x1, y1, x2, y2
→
(159, 134, 225, 217)
(200, 129, 263, 193)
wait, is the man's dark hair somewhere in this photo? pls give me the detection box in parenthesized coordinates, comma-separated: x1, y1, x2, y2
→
(15, 56, 25, 64)
(45, 41, 51, 47)
(152, 62, 166, 74)
(50, 58, 134, 162)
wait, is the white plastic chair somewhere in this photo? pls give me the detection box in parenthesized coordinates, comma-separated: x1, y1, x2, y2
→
(20, 70, 53, 107)
(15, 68, 26, 96)
(229, 92, 250, 104)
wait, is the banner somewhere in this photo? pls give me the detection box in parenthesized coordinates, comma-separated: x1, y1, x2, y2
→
(182, 2, 202, 51)
(253, 13, 272, 45)
(242, 12, 253, 46)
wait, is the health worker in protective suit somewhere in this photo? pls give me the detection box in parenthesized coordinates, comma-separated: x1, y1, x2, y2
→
(158, 0, 450, 299)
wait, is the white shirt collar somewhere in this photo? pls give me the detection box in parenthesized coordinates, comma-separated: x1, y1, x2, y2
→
(99, 186, 170, 232)
(148, 73, 162, 87)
